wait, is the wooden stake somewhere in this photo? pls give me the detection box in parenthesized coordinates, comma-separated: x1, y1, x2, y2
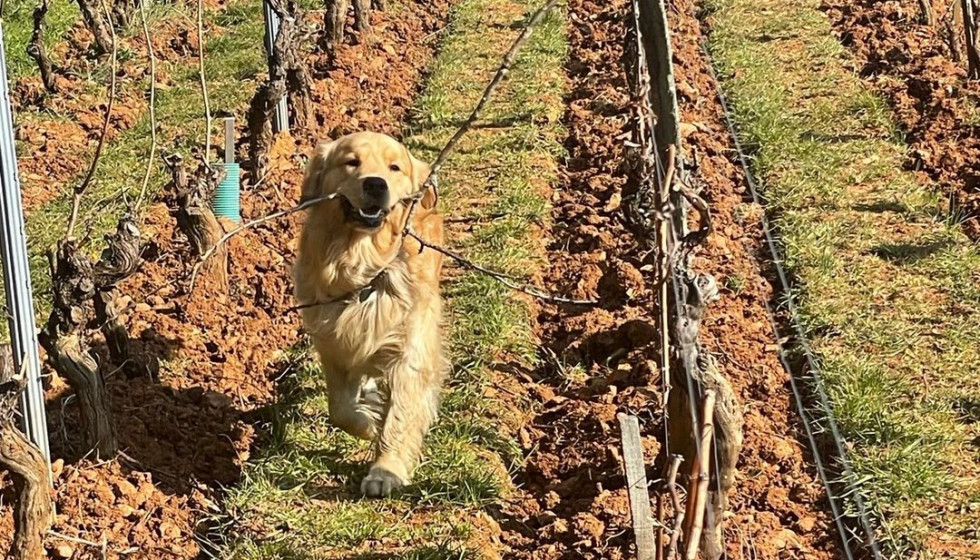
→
(683, 390, 716, 560)
(619, 413, 656, 560)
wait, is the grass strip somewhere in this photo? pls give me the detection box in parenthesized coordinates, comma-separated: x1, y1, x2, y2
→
(703, 0, 980, 556)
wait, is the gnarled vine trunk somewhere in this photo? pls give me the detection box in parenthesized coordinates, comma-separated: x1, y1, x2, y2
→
(165, 154, 229, 293)
(39, 240, 117, 458)
(248, 0, 314, 172)
(27, 0, 57, 93)
(75, 0, 114, 56)
(0, 344, 54, 560)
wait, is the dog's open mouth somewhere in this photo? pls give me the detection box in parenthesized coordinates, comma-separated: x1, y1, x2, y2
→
(341, 198, 389, 228)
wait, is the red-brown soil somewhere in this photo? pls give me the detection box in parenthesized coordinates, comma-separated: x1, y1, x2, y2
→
(491, 0, 845, 558)
(0, 2, 450, 558)
(821, 0, 980, 240)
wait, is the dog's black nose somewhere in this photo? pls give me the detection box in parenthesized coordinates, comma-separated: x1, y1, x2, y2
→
(362, 177, 389, 203)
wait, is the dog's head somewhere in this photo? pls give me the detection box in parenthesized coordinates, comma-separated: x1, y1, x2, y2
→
(301, 132, 435, 231)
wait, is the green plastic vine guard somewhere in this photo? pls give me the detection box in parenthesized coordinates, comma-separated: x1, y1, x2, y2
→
(213, 117, 240, 222)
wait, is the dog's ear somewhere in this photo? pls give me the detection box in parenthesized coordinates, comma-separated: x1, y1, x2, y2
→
(301, 140, 336, 203)
(410, 153, 438, 210)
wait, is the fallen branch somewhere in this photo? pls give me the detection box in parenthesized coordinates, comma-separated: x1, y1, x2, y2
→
(66, 0, 117, 239)
(683, 390, 715, 560)
(392, 0, 561, 277)
(406, 231, 598, 305)
(419, 0, 558, 207)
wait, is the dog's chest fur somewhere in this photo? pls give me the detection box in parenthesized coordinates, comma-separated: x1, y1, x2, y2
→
(295, 237, 416, 371)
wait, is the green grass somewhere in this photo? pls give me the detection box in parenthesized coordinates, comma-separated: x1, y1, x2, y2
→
(703, 0, 980, 557)
(219, 0, 567, 556)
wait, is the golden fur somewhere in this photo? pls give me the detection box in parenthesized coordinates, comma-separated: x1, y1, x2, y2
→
(293, 132, 446, 497)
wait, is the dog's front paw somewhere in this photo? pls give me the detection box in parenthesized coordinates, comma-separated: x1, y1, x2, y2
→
(360, 466, 406, 498)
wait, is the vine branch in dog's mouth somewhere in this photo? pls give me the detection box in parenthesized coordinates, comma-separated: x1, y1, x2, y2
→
(395, 0, 560, 236)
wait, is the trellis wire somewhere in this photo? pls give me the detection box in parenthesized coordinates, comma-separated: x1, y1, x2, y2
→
(0, 24, 50, 464)
(700, 39, 884, 560)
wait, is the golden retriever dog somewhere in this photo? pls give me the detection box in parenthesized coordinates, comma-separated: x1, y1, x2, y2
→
(293, 131, 446, 498)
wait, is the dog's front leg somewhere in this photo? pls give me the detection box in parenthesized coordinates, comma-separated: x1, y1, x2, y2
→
(360, 353, 440, 498)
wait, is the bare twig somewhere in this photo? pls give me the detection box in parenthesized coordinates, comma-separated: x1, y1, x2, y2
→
(664, 454, 684, 560)
(47, 530, 104, 550)
(656, 492, 665, 560)
(197, 0, 213, 162)
(186, 193, 340, 292)
(66, 0, 117, 239)
(683, 390, 716, 560)
(135, 0, 157, 209)
(394, 0, 560, 245)
(406, 230, 598, 305)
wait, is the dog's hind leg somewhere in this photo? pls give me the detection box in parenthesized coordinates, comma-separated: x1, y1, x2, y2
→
(360, 351, 443, 498)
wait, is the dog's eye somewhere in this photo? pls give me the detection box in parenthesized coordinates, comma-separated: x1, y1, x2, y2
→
(346, 158, 360, 168)
(389, 164, 401, 172)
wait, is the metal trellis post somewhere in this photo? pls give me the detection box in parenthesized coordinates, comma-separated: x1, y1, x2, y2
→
(0, 24, 51, 463)
(263, 0, 289, 133)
